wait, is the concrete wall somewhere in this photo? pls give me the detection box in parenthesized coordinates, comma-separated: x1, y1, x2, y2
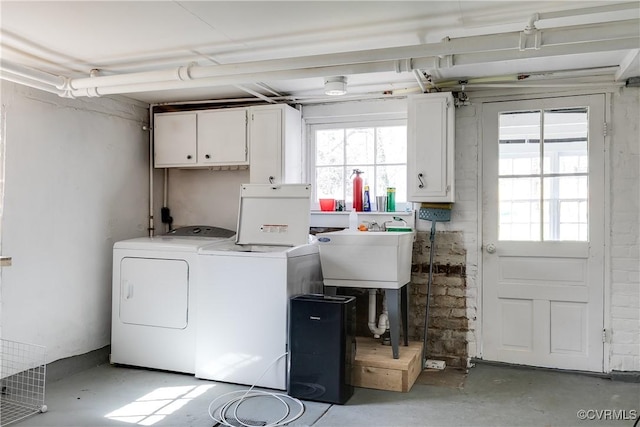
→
(0, 81, 149, 363)
(159, 168, 249, 234)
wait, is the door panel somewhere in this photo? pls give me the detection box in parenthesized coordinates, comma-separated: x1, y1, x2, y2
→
(482, 95, 605, 372)
(119, 257, 189, 329)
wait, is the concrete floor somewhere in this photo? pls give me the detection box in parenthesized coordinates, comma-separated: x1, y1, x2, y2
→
(9, 362, 639, 427)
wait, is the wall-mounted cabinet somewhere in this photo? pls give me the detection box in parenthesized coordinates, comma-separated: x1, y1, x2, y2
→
(407, 92, 455, 203)
(154, 108, 248, 168)
(248, 104, 302, 184)
(153, 105, 302, 184)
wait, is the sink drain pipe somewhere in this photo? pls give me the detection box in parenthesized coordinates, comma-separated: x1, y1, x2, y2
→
(420, 203, 452, 370)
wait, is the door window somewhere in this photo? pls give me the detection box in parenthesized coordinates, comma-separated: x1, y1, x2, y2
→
(498, 108, 589, 241)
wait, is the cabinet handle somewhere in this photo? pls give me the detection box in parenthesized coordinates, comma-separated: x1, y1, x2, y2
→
(187, 155, 192, 160)
(205, 154, 211, 159)
(269, 176, 275, 184)
(418, 173, 425, 189)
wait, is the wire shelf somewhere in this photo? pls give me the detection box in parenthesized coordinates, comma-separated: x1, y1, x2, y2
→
(1, 339, 47, 427)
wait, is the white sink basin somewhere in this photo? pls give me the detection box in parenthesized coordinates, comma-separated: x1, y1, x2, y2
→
(316, 230, 415, 289)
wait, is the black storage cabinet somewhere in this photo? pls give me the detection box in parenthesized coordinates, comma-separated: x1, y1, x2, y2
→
(288, 294, 356, 404)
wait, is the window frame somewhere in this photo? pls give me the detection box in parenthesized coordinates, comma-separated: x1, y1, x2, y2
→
(306, 116, 408, 211)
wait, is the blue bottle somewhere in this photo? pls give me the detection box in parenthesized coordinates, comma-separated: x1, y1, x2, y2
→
(363, 185, 371, 212)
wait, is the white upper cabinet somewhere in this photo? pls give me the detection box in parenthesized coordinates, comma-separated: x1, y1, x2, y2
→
(197, 109, 247, 165)
(407, 92, 455, 203)
(154, 112, 197, 167)
(153, 108, 248, 168)
(248, 104, 302, 184)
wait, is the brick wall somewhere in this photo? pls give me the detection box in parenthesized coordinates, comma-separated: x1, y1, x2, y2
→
(609, 88, 640, 371)
(410, 230, 468, 368)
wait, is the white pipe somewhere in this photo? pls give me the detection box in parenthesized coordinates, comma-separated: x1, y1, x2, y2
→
(69, 59, 423, 97)
(64, 19, 639, 94)
(148, 112, 155, 237)
(368, 289, 388, 338)
(412, 69, 427, 93)
(0, 61, 66, 88)
(535, 2, 639, 24)
(0, 70, 66, 96)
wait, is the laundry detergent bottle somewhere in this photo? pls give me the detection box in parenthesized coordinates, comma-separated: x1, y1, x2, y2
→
(351, 169, 364, 211)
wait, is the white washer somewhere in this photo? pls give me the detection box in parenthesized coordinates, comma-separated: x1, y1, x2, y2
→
(111, 226, 234, 374)
(195, 184, 323, 390)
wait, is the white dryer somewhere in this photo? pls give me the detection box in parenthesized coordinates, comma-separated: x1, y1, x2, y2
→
(195, 184, 323, 390)
(111, 226, 234, 374)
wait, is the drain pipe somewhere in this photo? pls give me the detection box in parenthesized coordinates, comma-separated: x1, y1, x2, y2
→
(147, 113, 155, 237)
(368, 289, 389, 338)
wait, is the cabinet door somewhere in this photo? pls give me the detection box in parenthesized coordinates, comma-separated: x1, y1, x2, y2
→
(154, 113, 197, 167)
(249, 107, 282, 183)
(197, 109, 248, 165)
(407, 93, 455, 202)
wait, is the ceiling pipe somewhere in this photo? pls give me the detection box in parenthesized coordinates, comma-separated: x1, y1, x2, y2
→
(64, 19, 639, 92)
(0, 70, 66, 96)
(526, 2, 639, 32)
(68, 32, 636, 98)
(412, 69, 428, 93)
(0, 60, 65, 88)
(1, 17, 637, 99)
(68, 58, 426, 97)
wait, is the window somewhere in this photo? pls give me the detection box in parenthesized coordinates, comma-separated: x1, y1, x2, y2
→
(310, 120, 407, 210)
(498, 108, 589, 241)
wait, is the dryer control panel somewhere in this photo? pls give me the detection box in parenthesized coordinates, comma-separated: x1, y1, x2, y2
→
(166, 225, 235, 238)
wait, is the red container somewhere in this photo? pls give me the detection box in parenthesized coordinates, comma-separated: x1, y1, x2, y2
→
(319, 198, 336, 211)
(352, 169, 364, 212)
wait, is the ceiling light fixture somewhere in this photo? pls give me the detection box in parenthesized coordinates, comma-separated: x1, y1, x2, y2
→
(324, 76, 347, 96)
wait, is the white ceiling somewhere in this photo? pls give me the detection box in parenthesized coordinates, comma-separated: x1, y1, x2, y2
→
(1, 1, 639, 105)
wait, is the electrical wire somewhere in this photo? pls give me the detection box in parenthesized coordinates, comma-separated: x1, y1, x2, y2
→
(207, 352, 305, 427)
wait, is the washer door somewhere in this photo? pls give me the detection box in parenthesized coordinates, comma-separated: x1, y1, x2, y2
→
(119, 257, 189, 329)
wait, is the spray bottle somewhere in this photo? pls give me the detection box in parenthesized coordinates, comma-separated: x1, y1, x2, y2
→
(351, 169, 364, 212)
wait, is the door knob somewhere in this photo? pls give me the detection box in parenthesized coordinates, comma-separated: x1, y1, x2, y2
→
(486, 243, 496, 254)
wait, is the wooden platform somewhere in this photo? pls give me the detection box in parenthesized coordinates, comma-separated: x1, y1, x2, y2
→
(353, 337, 423, 392)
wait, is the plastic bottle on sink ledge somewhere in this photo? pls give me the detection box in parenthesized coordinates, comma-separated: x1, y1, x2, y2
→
(349, 209, 358, 231)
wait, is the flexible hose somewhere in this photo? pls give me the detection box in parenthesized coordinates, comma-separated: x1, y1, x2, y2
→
(207, 353, 305, 427)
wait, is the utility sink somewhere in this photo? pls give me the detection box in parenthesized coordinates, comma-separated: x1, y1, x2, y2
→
(316, 229, 415, 289)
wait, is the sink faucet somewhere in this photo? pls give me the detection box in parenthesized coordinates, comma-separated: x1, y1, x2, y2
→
(362, 221, 382, 231)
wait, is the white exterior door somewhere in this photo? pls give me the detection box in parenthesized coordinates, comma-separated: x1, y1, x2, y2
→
(482, 95, 605, 372)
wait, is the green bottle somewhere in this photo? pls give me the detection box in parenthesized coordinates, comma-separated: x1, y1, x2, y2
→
(386, 187, 396, 212)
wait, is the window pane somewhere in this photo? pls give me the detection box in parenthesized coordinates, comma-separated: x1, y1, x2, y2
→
(543, 108, 588, 174)
(498, 107, 590, 242)
(376, 126, 407, 164)
(543, 176, 588, 241)
(345, 128, 374, 164)
(376, 165, 407, 204)
(313, 123, 406, 210)
(316, 166, 344, 199)
(316, 129, 344, 166)
(499, 177, 541, 241)
(499, 111, 541, 176)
